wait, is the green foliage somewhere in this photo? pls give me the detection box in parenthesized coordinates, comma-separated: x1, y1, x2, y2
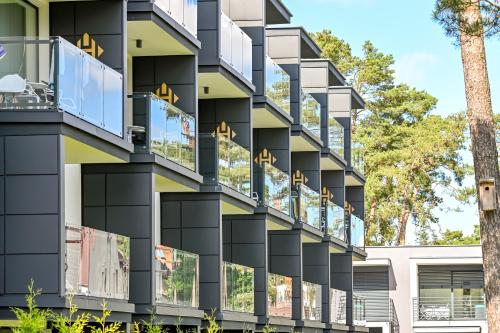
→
(51, 296, 90, 333)
(433, 0, 499, 41)
(433, 224, 481, 245)
(90, 302, 123, 333)
(312, 30, 470, 245)
(10, 281, 50, 333)
(203, 311, 221, 333)
(262, 324, 276, 333)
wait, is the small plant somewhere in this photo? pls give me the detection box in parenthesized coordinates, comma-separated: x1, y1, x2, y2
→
(136, 310, 166, 333)
(11, 280, 50, 333)
(51, 295, 90, 333)
(262, 323, 276, 333)
(203, 310, 221, 333)
(90, 301, 123, 333)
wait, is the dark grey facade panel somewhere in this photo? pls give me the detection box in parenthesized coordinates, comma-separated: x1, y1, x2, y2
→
(5, 136, 58, 175)
(197, 0, 220, 65)
(331, 253, 354, 325)
(292, 152, 321, 192)
(5, 215, 59, 254)
(5, 175, 59, 215)
(322, 171, 345, 207)
(281, 64, 300, 124)
(253, 128, 290, 173)
(5, 254, 59, 294)
(346, 187, 364, 218)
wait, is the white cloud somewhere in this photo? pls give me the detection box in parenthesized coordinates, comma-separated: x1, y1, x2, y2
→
(393, 52, 440, 88)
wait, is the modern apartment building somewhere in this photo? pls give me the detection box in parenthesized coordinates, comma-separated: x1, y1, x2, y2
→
(354, 246, 487, 333)
(0, 1, 367, 333)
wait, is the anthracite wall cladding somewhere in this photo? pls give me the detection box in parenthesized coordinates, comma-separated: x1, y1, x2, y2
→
(82, 165, 154, 307)
(331, 253, 354, 325)
(223, 215, 267, 317)
(268, 230, 302, 320)
(50, 0, 126, 73)
(161, 193, 222, 311)
(303, 243, 330, 323)
(197, 0, 220, 65)
(346, 186, 365, 219)
(242, 26, 265, 96)
(0, 134, 62, 298)
(133, 56, 198, 116)
(322, 171, 345, 208)
(291, 152, 321, 192)
(280, 64, 300, 125)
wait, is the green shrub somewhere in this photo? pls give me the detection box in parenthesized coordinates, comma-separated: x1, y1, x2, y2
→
(51, 295, 90, 333)
(10, 280, 50, 333)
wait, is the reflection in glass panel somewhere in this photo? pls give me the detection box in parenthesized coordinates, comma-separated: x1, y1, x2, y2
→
(64, 226, 130, 300)
(268, 273, 292, 318)
(293, 184, 321, 229)
(325, 201, 345, 241)
(301, 91, 321, 138)
(58, 39, 82, 116)
(81, 55, 104, 127)
(223, 262, 254, 313)
(302, 281, 322, 321)
(220, 12, 232, 64)
(351, 141, 364, 175)
(328, 116, 344, 158)
(265, 56, 290, 114)
(216, 135, 251, 196)
(262, 164, 290, 215)
(103, 67, 123, 136)
(220, 11, 252, 82)
(351, 215, 365, 248)
(150, 97, 168, 158)
(330, 289, 347, 324)
(155, 245, 199, 308)
(353, 294, 366, 325)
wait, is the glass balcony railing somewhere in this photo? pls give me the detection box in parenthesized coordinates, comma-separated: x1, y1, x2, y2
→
(220, 12, 252, 82)
(154, 245, 199, 308)
(199, 133, 251, 196)
(302, 281, 322, 321)
(130, 93, 196, 171)
(328, 117, 344, 158)
(0, 37, 123, 137)
(265, 56, 290, 114)
(351, 141, 364, 175)
(268, 273, 293, 318)
(413, 296, 486, 321)
(256, 163, 290, 215)
(301, 91, 321, 138)
(350, 215, 365, 248)
(223, 262, 254, 313)
(65, 226, 130, 300)
(324, 200, 345, 241)
(292, 184, 321, 229)
(330, 288, 347, 324)
(353, 294, 367, 326)
(154, 0, 198, 37)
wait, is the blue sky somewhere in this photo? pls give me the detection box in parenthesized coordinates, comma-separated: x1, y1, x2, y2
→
(283, 0, 499, 240)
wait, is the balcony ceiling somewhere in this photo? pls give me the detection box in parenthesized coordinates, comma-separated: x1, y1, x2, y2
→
(127, 21, 193, 56)
(252, 107, 289, 128)
(154, 174, 199, 193)
(64, 136, 127, 164)
(320, 155, 344, 171)
(290, 136, 320, 152)
(198, 73, 249, 99)
(345, 173, 364, 187)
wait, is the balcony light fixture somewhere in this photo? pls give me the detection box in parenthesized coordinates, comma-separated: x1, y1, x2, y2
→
(204, 86, 210, 95)
(136, 39, 143, 49)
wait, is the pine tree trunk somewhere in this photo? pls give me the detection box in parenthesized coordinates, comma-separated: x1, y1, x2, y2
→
(459, 2, 500, 331)
(396, 206, 410, 246)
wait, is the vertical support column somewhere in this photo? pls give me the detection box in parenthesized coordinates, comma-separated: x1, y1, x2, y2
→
(222, 215, 267, 318)
(331, 253, 354, 327)
(346, 187, 365, 220)
(303, 243, 330, 323)
(268, 230, 302, 320)
(281, 64, 301, 125)
(242, 26, 265, 97)
(291, 152, 321, 192)
(82, 164, 155, 312)
(322, 171, 345, 209)
(0, 134, 63, 300)
(161, 193, 222, 312)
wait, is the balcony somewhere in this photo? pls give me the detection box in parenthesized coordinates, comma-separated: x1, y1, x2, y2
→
(220, 11, 252, 82)
(0, 37, 123, 137)
(223, 262, 255, 313)
(199, 133, 251, 196)
(154, 245, 199, 308)
(328, 117, 344, 158)
(390, 299, 400, 333)
(302, 281, 322, 321)
(265, 56, 291, 114)
(324, 201, 345, 242)
(154, 0, 198, 37)
(353, 294, 367, 326)
(268, 273, 293, 318)
(301, 91, 321, 138)
(350, 215, 365, 249)
(255, 163, 291, 215)
(330, 288, 347, 325)
(65, 226, 130, 300)
(413, 296, 486, 321)
(130, 93, 196, 171)
(293, 184, 321, 230)
(351, 141, 364, 175)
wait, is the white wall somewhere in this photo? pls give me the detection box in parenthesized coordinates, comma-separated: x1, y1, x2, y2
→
(64, 164, 82, 226)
